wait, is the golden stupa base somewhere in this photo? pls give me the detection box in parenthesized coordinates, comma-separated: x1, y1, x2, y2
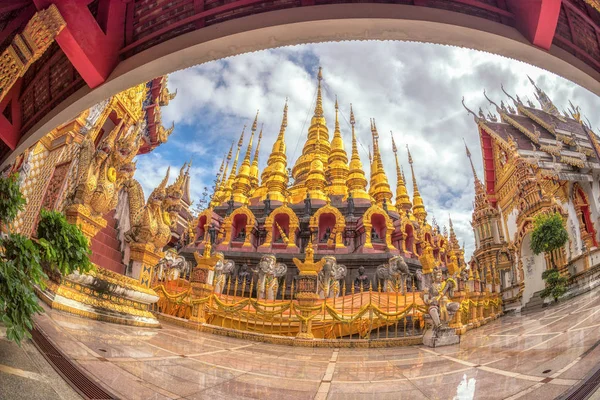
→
(37, 266, 161, 328)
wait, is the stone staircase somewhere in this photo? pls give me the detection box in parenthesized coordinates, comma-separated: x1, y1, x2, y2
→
(90, 210, 125, 274)
(523, 291, 545, 312)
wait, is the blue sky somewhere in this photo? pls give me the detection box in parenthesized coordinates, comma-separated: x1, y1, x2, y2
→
(133, 41, 600, 258)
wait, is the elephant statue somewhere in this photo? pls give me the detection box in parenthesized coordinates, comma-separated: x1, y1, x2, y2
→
(213, 256, 236, 294)
(255, 254, 287, 300)
(376, 255, 412, 294)
(317, 256, 347, 299)
(155, 249, 190, 283)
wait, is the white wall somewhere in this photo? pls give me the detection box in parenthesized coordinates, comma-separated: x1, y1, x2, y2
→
(520, 233, 547, 306)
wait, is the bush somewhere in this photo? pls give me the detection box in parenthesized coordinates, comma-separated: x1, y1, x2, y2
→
(0, 174, 92, 345)
(540, 268, 568, 303)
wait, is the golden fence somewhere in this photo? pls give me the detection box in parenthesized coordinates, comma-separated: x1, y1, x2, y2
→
(150, 275, 503, 341)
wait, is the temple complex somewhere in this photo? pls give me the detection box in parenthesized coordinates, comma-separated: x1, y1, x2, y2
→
(1, 76, 182, 327)
(465, 78, 600, 311)
(187, 68, 468, 284)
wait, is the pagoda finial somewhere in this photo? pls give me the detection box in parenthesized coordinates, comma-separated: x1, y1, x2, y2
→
(391, 131, 411, 213)
(250, 123, 263, 190)
(368, 118, 394, 210)
(243, 110, 259, 165)
(526, 75, 560, 116)
(347, 104, 369, 200)
(314, 67, 324, 117)
(463, 138, 480, 184)
(231, 125, 246, 177)
(334, 96, 340, 132)
(260, 100, 290, 202)
(407, 144, 426, 221)
(327, 95, 349, 197)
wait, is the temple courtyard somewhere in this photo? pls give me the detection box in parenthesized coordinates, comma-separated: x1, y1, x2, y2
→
(0, 286, 596, 400)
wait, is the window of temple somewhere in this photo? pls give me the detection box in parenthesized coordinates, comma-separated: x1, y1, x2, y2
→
(273, 214, 290, 246)
(318, 213, 336, 243)
(232, 214, 248, 242)
(198, 215, 207, 241)
(405, 224, 415, 255)
(575, 187, 598, 248)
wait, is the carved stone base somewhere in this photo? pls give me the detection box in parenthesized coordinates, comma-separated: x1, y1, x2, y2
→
(37, 266, 160, 328)
(423, 327, 460, 348)
(65, 204, 107, 241)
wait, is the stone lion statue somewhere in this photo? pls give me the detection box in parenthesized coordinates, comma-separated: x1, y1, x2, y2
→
(376, 255, 412, 294)
(317, 256, 347, 299)
(255, 254, 287, 300)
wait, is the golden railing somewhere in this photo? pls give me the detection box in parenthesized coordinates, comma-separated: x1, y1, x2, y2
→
(150, 275, 503, 341)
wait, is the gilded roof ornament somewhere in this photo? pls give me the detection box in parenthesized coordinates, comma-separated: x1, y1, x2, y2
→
(391, 131, 411, 213)
(407, 144, 426, 221)
(346, 104, 370, 201)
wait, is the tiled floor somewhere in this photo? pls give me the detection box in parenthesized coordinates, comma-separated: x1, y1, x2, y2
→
(32, 286, 600, 400)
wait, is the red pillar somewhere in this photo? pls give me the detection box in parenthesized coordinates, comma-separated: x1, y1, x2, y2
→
(33, 0, 126, 88)
(505, 0, 561, 50)
(0, 79, 23, 150)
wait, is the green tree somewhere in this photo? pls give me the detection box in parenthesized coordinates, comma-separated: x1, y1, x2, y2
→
(540, 268, 568, 303)
(530, 212, 569, 303)
(0, 173, 92, 344)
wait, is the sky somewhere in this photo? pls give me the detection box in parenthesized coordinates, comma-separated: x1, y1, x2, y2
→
(133, 40, 600, 258)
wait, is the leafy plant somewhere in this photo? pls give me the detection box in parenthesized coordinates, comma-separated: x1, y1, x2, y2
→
(0, 174, 92, 345)
(36, 209, 93, 276)
(530, 212, 569, 304)
(530, 212, 569, 268)
(540, 268, 568, 303)
(0, 173, 26, 230)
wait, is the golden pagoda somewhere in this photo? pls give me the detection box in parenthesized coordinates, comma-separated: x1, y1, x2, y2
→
(327, 98, 350, 197)
(346, 104, 370, 201)
(407, 144, 427, 222)
(199, 67, 460, 275)
(232, 111, 259, 204)
(368, 119, 396, 211)
(391, 132, 412, 214)
(289, 67, 331, 203)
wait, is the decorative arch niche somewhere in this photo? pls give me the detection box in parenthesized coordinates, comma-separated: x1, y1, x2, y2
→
(573, 184, 598, 249)
(261, 204, 299, 250)
(362, 204, 396, 252)
(221, 206, 256, 248)
(310, 204, 345, 249)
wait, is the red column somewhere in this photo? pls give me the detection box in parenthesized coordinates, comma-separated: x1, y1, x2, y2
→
(505, 0, 561, 50)
(0, 79, 23, 150)
(33, 0, 126, 88)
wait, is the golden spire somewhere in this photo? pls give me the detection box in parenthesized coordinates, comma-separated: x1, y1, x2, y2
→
(306, 124, 328, 201)
(249, 123, 263, 191)
(290, 67, 331, 201)
(232, 111, 259, 203)
(391, 131, 412, 214)
(407, 144, 426, 221)
(448, 215, 460, 250)
(210, 152, 227, 206)
(256, 100, 289, 202)
(315, 67, 324, 117)
(327, 97, 349, 197)
(346, 104, 370, 201)
(465, 139, 494, 221)
(221, 125, 245, 203)
(368, 118, 395, 210)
